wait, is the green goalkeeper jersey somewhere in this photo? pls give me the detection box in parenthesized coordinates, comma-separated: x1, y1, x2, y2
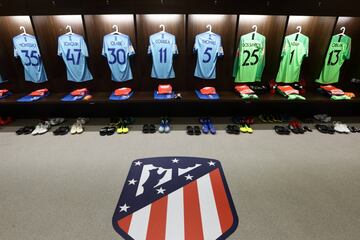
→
(233, 32, 266, 83)
(316, 34, 351, 84)
(276, 33, 309, 83)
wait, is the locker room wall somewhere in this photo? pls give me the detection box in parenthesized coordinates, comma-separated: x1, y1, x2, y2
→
(334, 17, 360, 85)
(187, 14, 238, 91)
(135, 14, 186, 91)
(285, 16, 337, 89)
(0, 16, 41, 93)
(32, 15, 90, 93)
(83, 14, 137, 92)
(236, 15, 288, 83)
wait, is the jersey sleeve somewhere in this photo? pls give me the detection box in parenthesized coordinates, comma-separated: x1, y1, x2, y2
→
(280, 38, 288, 58)
(345, 37, 351, 60)
(193, 35, 199, 53)
(81, 37, 89, 57)
(232, 39, 241, 77)
(57, 37, 62, 56)
(304, 36, 309, 57)
(13, 39, 19, 58)
(101, 36, 107, 57)
(128, 37, 135, 56)
(172, 38, 179, 55)
(218, 37, 224, 57)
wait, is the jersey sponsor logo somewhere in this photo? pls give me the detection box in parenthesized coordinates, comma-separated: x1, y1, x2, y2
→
(201, 39, 217, 45)
(113, 156, 238, 240)
(242, 42, 261, 48)
(64, 41, 79, 46)
(110, 41, 124, 46)
(155, 39, 171, 44)
(19, 43, 37, 48)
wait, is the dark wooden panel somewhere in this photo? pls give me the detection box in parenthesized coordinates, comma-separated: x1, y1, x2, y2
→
(83, 14, 138, 92)
(0, 16, 47, 93)
(187, 14, 237, 91)
(136, 14, 186, 91)
(236, 15, 288, 82)
(285, 16, 337, 89)
(82, 0, 136, 14)
(333, 17, 360, 86)
(27, 0, 82, 15)
(0, 0, 27, 15)
(32, 15, 89, 93)
(135, 0, 187, 13)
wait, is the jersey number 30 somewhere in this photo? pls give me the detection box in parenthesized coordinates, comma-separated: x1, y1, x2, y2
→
(108, 48, 126, 65)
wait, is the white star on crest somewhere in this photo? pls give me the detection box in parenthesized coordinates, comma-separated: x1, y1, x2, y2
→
(185, 174, 193, 180)
(134, 161, 142, 166)
(208, 161, 216, 166)
(156, 187, 166, 194)
(128, 179, 137, 185)
(172, 158, 180, 163)
(119, 204, 130, 212)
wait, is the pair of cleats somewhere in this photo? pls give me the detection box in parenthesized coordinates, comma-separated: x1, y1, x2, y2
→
(314, 114, 331, 123)
(143, 124, 156, 134)
(100, 126, 116, 136)
(288, 121, 312, 134)
(53, 126, 70, 136)
(159, 119, 170, 133)
(16, 126, 35, 135)
(274, 126, 291, 135)
(200, 117, 216, 134)
(115, 122, 129, 134)
(0, 117, 12, 126)
(186, 126, 201, 135)
(333, 122, 350, 134)
(240, 124, 253, 133)
(32, 121, 51, 135)
(259, 114, 284, 123)
(315, 124, 335, 134)
(226, 125, 240, 134)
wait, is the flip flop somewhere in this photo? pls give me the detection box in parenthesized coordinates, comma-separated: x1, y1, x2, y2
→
(226, 125, 234, 134)
(16, 127, 25, 135)
(149, 124, 156, 134)
(100, 127, 108, 136)
(142, 124, 149, 134)
(274, 126, 290, 135)
(187, 126, 194, 135)
(194, 126, 201, 135)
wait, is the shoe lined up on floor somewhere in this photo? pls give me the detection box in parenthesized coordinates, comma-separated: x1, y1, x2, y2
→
(226, 125, 240, 135)
(259, 114, 285, 123)
(200, 117, 216, 135)
(53, 126, 70, 136)
(143, 124, 156, 134)
(159, 117, 170, 133)
(49, 118, 65, 126)
(314, 114, 331, 123)
(186, 126, 201, 135)
(32, 121, 51, 135)
(71, 119, 86, 135)
(315, 124, 335, 134)
(333, 122, 350, 134)
(274, 126, 291, 135)
(100, 126, 116, 136)
(16, 126, 35, 135)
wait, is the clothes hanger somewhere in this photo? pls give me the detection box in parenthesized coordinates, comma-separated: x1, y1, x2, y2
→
(251, 25, 257, 40)
(295, 26, 302, 40)
(65, 25, 73, 35)
(159, 24, 166, 32)
(111, 24, 121, 35)
(206, 24, 213, 33)
(338, 26, 346, 35)
(19, 26, 28, 35)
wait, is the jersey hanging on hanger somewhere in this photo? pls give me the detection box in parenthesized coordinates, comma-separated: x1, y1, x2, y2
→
(316, 34, 351, 84)
(148, 31, 178, 79)
(58, 33, 93, 82)
(0, 74, 4, 83)
(102, 33, 135, 82)
(193, 31, 224, 79)
(13, 34, 48, 83)
(233, 32, 266, 83)
(276, 33, 309, 83)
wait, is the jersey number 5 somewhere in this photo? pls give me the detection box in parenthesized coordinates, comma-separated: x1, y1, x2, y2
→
(66, 49, 81, 65)
(242, 49, 259, 66)
(203, 47, 213, 63)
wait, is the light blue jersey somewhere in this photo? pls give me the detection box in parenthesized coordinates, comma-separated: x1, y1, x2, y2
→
(148, 31, 178, 79)
(13, 34, 47, 83)
(58, 33, 93, 82)
(194, 32, 224, 79)
(102, 33, 135, 82)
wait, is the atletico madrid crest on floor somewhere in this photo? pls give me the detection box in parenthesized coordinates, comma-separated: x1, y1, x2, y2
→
(112, 156, 238, 240)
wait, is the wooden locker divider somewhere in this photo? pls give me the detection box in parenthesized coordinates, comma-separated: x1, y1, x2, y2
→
(83, 14, 137, 93)
(187, 14, 238, 91)
(285, 16, 337, 89)
(135, 14, 186, 92)
(333, 17, 360, 88)
(0, 15, 44, 93)
(31, 15, 91, 93)
(236, 14, 288, 83)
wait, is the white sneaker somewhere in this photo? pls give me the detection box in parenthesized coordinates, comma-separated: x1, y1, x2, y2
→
(50, 118, 65, 126)
(334, 122, 350, 134)
(32, 123, 41, 135)
(38, 121, 51, 135)
(76, 121, 84, 134)
(70, 122, 78, 134)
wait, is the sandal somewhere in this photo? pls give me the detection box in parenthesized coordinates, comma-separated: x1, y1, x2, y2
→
(194, 126, 201, 135)
(186, 126, 194, 135)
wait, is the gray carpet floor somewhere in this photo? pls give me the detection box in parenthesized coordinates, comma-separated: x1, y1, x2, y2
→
(0, 118, 360, 240)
